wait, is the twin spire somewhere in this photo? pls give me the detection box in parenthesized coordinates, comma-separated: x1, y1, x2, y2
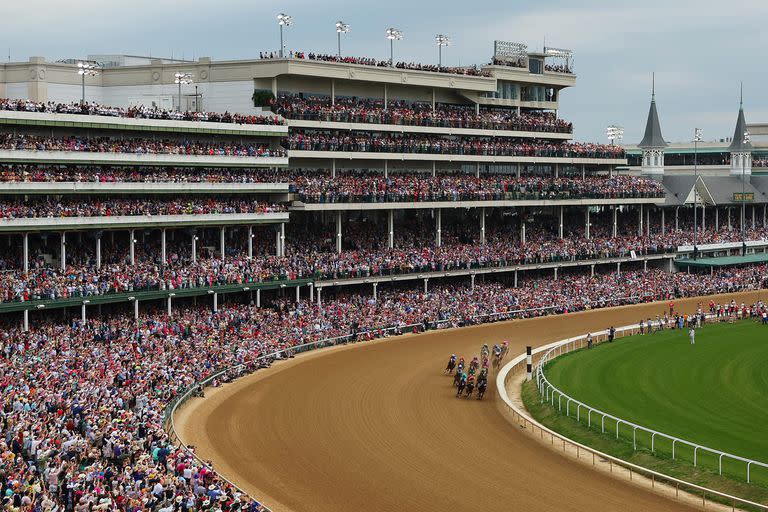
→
(728, 82, 752, 152)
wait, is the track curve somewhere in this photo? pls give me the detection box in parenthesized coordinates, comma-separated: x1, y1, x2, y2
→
(176, 291, 764, 512)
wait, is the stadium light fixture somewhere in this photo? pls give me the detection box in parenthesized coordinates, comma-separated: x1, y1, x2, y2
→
(77, 61, 99, 106)
(277, 13, 293, 58)
(385, 27, 403, 67)
(435, 34, 451, 68)
(174, 72, 193, 112)
(605, 125, 624, 145)
(336, 20, 350, 58)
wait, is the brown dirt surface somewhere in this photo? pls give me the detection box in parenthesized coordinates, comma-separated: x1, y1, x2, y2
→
(176, 290, 765, 512)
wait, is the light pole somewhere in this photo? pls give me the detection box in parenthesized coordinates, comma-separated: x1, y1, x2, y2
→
(386, 27, 403, 67)
(174, 72, 193, 112)
(277, 13, 293, 58)
(742, 130, 751, 255)
(693, 128, 702, 259)
(336, 21, 350, 58)
(435, 34, 450, 68)
(77, 62, 99, 106)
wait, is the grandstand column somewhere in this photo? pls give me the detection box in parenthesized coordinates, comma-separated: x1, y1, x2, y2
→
(130, 230, 135, 265)
(384, 160, 388, 178)
(435, 209, 442, 247)
(192, 232, 197, 263)
(81, 303, 86, 323)
(133, 299, 139, 320)
(616, 262, 621, 275)
(383, 84, 388, 109)
(752, 205, 756, 229)
(247, 226, 253, 259)
(475, 162, 480, 178)
(638, 205, 643, 236)
(336, 212, 342, 253)
(480, 208, 486, 245)
(271, 77, 277, 97)
(309, 283, 314, 302)
(424, 278, 428, 293)
(559, 206, 564, 239)
(590, 264, 595, 277)
(612, 207, 618, 237)
(373, 282, 378, 300)
(661, 208, 665, 235)
(554, 267, 558, 280)
(715, 207, 720, 231)
(220, 227, 225, 260)
(643, 259, 648, 271)
(554, 164, 559, 179)
(387, 210, 394, 249)
(516, 163, 521, 179)
(22, 233, 28, 273)
(470, 274, 475, 290)
(295, 285, 300, 303)
(256, 288, 261, 307)
(581, 164, 586, 180)
(432, 88, 436, 112)
(432, 161, 436, 178)
(728, 207, 732, 231)
(317, 287, 322, 307)
(475, 103, 480, 115)
(585, 208, 591, 240)
(281, 223, 286, 256)
(675, 206, 679, 230)
(764, 205, 767, 227)
(702, 205, 706, 231)
(520, 215, 526, 245)
(167, 296, 172, 318)
(331, 79, 335, 106)
(60, 232, 66, 271)
(213, 292, 218, 312)
(646, 207, 650, 236)
(160, 229, 166, 265)
(514, 270, 518, 288)
(22, 310, 29, 332)
(331, 158, 336, 178)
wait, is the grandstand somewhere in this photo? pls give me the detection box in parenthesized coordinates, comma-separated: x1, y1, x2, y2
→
(1, 37, 768, 512)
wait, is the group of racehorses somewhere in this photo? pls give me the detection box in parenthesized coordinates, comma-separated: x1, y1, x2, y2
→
(444, 342, 509, 400)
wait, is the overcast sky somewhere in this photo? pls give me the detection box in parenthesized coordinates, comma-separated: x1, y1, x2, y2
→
(5, 0, 767, 143)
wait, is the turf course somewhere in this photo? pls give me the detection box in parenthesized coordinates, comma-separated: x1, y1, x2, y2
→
(544, 320, 768, 484)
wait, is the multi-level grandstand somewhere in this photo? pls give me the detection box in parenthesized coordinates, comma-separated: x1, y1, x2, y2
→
(1, 38, 767, 512)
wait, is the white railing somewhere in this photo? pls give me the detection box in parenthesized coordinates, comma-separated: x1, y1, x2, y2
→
(496, 343, 768, 511)
(536, 322, 768, 485)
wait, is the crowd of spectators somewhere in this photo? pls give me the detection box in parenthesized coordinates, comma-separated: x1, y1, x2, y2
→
(261, 51, 491, 76)
(294, 172, 665, 202)
(287, 131, 625, 158)
(273, 94, 572, 133)
(0, 134, 286, 158)
(0, 256, 765, 512)
(544, 64, 572, 74)
(0, 198, 283, 219)
(0, 98, 283, 125)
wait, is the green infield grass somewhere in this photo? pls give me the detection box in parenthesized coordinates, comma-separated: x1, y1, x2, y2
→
(541, 319, 768, 486)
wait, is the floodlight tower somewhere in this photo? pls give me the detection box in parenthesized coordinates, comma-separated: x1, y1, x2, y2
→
(277, 13, 294, 58)
(386, 27, 403, 67)
(77, 62, 99, 106)
(435, 34, 450, 67)
(336, 21, 350, 58)
(174, 72, 193, 112)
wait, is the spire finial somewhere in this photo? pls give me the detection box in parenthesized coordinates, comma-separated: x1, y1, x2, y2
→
(652, 72, 655, 101)
(740, 81, 743, 108)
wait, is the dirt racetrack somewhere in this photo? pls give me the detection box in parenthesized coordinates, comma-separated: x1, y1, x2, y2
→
(176, 290, 765, 512)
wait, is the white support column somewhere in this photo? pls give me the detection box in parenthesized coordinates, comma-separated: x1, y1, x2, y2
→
(431, 88, 436, 112)
(675, 206, 679, 231)
(336, 212, 342, 254)
(423, 278, 428, 294)
(129, 229, 135, 265)
(60, 232, 66, 271)
(554, 164, 559, 179)
(275, 226, 281, 256)
(716, 207, 720, 231)
(22, 233, 28, 273)
(638, 205, 644, 236)
(161, 229, 166, 265)
(295, 285, 300, 303)
(280, 223, 286, 257)
(435, 209, 442, 248)
(520, 218, 526, 245)
(554, 267, 558, 280)
(613, 207, 618, 238)
(728, 207, 732, 231)
(559, 206, 564, 239)
(247, 226, 253, 259)
(764, 205, 767, 227)
(581, 164, 586, 180)
(752, 205, 756, 230)
(309, 283, 314, 302)
(134, 299, 139, 320)
(661, 208, 665, 235)
(192, 232, 197, 263)
(702, 205, 706, 231)
(617, 262, 621, 275)
(256, 288, 261, 307)
(383, 84, 388, 109)
(22, 310, 29, 332)
(387, 210, 394, 249)
(219, 226, 225, 260)
(585, 208, 591, 240)
(514, 270, 518, 288)
(643, 259, 648, 271)
(645, 207, 650, 236)
(384, 160, 388, 178)
(516, 163, 521, 179)
(590, 264, 595, 277)
(81, 303, 86, 323)
(167, 296, 172, 317)
(331, 158, 336, 179)
(213, 292, 218, 312)
(470, 274, 475, 290)
(480, 208, 486, 245)
(475, 162, 480, 178)
(331, 79, 335, 105)
(431, 161, 436, 178)
(317, 287, 322, 308)
(373, 282, 378, 301)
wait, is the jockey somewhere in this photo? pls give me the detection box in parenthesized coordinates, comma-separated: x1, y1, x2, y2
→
(481, 343, 489, 356)
(493, 344, 502, 357)
(460, 372, 468, 384)
(449, 354, 456, 364)
(468, 365, 476, 376)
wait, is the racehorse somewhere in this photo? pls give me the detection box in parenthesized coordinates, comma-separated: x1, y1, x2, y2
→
(445, 357, 457, 374)
(452, 371, 462, 387)
(492, 353, 502, 370)
(476, 378, 487, 400)
(456, 378, 466, 397)
(465, 380, 475, 398)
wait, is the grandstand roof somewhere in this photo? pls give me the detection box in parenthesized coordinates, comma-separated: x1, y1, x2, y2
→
(676, 252, 768, 268)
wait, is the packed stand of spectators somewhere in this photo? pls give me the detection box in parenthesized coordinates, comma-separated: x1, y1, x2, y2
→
(0, 198, 284, 219)
(1, 264, 765, 512)
(491, 58, 527, 69)
(287, 131, 625, 158)
(544, 64, 573, 74)
(0, 97, 284, 125)
(273, 94, 572, 133)
(0, 134, 286, 158)
(259, 50, 491, 76)
(294, 171, 665, 203)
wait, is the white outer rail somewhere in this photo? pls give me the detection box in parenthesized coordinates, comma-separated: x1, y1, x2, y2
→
(536, 323, 768, 484)
(496, 332, 768, 510)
